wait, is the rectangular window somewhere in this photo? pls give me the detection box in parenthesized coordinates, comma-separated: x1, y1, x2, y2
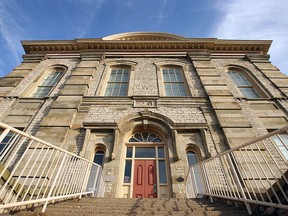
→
(105, 68, 129, 96)
(0, 129, 22, 162)
(135, 147, 156, 158)
(32, 70, 63, 98)
(124, 160, 132, 183)
(0, 131, 16, 154)
(271, 134, 288, 160)
(162, 67, 187, 96)
(158, 160, 167, 183)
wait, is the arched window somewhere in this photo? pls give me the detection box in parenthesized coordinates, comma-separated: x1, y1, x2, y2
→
(227, 69, 261, 99)
(128, 131, 163, 142)
(32, 67, 65, 98)
(105, 66, 130, 96)
(162, 66, 188, 96)
(93, 150, 105, 167)
(187, 151, 198, 167)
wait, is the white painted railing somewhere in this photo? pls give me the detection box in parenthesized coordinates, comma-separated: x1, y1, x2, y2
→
(0, 122, 105, 213)
(186, 125, 288, 215)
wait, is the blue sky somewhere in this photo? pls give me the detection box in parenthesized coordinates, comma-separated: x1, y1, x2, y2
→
(0, 0, 287, 77)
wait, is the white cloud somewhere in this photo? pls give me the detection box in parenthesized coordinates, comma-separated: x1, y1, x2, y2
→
(0, 1, 26, 67)
(212, 0, 288, 75)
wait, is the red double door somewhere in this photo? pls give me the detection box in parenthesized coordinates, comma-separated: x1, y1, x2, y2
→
(133, 160, 157, 198)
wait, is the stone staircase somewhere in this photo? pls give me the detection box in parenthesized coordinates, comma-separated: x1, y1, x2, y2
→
(11, 197, 248, 216)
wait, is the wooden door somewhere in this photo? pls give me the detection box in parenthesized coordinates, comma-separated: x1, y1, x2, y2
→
(133, 160, 157, 198)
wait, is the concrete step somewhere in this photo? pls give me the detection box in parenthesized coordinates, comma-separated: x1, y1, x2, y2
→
(11, 197, 248, 216)
(42, 203, 241, 212)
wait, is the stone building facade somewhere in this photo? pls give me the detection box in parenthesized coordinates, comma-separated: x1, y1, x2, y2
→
(0, 32, 287, 198)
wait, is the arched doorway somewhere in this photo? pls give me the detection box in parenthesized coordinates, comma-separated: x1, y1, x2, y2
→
(122, 131, 170, 198)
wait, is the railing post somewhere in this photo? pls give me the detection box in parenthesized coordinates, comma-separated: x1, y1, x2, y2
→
(42, 152, 68, 212)
(227, 153, 252, 215)
(79, 161, 92, 199)
(201, 163, 213, 203)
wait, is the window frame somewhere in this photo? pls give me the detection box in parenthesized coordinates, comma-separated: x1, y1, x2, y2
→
(227, 67, 266, 99)
(271, 133, 288, 160)
(155, 62, 193, 97)
(0, 128, 23, 161)
(25, 66, 66, 98)
(96, 61, 136, 97)
(93, 149, 105, 167)
(187, 150, 198, 167)
(162, 66, 188, 96)
(92, 144, 106, 167)
(104, 66, 130, 96)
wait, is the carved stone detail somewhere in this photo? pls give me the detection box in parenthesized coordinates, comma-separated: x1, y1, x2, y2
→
(134, 100, 157, 108)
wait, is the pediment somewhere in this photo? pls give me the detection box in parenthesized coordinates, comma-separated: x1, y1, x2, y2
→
(103, 32, 188, 41)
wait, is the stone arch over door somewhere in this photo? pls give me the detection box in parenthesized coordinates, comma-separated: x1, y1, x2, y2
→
(115, 110, 180, 161)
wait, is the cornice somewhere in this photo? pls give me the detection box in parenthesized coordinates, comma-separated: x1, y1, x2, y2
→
(21, 33, 272, 55)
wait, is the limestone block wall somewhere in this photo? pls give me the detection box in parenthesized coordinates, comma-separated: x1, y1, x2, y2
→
(0, 55, 44, 97)
(87, 57, 204, 97)
(0, 99, 44, 129)
(189, 53, 288, 193)
(211, 55, 288, 133)
(190, 53, 288, 149)
(85, 105, 206, 124)
(36, 55, 103, 149)
(0, 98, 16, 118)
(1, 50, 287, 198)
(7, 58, 77, 97)
(188, 53, 249, 149)
(246, 54, 288, 97)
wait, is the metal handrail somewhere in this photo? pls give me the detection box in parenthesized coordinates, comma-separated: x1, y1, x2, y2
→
(0, 122, 105, 213)
(186, 125, 288, 215)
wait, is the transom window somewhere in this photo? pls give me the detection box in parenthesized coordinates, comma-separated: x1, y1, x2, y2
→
(228, 70, 260, 99)
(162, 67, 187, 96)
(128, 131, 162, 142)
(105, 67, 130, 96)
(32, 69, 64, 98)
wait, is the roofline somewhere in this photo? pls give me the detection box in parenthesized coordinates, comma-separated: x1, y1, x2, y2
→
(21, 33, 272, 55)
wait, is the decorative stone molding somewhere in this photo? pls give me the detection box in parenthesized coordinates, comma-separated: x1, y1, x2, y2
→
(22, 33, 271, 55)
(133, 96, 158, 108)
